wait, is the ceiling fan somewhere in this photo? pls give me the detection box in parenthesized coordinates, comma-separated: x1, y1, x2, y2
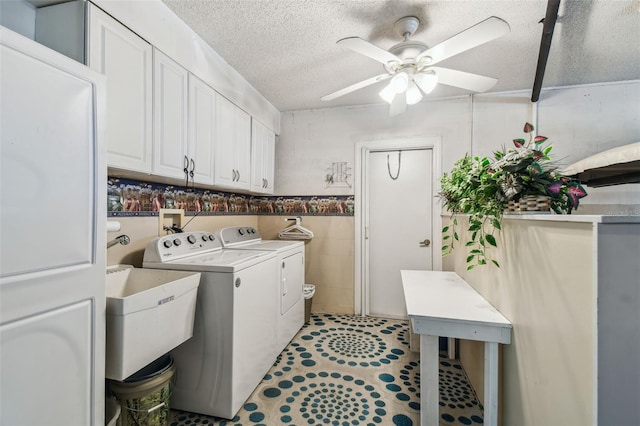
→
(321, 16, 511, 116)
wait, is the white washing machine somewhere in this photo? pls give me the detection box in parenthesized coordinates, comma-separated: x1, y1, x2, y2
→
(143, 231, 278, 419)
(217, 226, 305, 351)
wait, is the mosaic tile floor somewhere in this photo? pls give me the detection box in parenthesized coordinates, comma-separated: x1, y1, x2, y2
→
(170, 314, 483, 425)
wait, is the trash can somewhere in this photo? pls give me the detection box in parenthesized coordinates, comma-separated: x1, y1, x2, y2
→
(109, 355, 175, 426)
(303, 284, 315, 323)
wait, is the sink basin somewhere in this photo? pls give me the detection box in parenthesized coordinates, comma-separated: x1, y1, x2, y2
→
(105, 265, 200, 381)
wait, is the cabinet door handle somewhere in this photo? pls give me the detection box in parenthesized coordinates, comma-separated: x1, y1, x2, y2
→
(189, 158, 195, 188)
(265, 178, 268, 188)
(183, 156, 189, 186)
(232, 169, 237, 182)
(237, 170, 240, 182)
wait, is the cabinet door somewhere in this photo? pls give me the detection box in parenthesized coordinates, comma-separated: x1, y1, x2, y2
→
(251, 119, 275, 194)
(188, 74, 216, 185)
(87, 4, 152, 173)
(153, 49, 189, 180)
(214, 95, 238, 187)
(262, 126, 275, 194)
(215, 96, 251, 190)
(234, 108, 251, 190)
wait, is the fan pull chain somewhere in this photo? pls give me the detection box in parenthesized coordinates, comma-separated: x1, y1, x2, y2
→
(387, 151, 401, 180)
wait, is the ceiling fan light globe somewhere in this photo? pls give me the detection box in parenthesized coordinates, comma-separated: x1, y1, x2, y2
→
(406, 82, 423, 105)
(414, 71, 438, 94)
(390, 72, 409, 93)
(379, 82, 397, 104)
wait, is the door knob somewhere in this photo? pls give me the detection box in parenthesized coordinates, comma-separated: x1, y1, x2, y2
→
(419, 239, 431, 247)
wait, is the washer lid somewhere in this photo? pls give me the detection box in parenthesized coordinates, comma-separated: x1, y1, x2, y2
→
(149, 248, 276, 273)
(229, 240, 304, 252)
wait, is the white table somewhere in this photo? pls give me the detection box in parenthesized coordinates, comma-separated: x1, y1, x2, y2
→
(401, 270, 512, 426)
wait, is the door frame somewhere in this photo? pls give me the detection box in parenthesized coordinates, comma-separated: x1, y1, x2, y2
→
(354, 137, 442, 316)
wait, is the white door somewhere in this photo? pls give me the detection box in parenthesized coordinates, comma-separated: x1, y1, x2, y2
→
(0, 28, 106, 425)
(367, 149, 433, 318)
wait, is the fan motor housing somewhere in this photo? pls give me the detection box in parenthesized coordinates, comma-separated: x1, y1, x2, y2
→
(388, 41, 429, 61)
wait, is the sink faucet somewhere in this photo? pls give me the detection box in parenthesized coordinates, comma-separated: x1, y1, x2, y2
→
(107, 234, 130, 249)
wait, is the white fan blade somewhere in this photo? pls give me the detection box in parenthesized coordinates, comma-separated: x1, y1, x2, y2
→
(321, 74, 392, 101)
(337, 37, 401, 65)
(389, 92, 407, 116)
(417, 16, 510, 65)
(429, 67, 498, 92)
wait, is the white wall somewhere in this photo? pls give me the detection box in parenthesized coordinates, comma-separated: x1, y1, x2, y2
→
(277, 81, 640, 211)
(277, 97, 473, 195)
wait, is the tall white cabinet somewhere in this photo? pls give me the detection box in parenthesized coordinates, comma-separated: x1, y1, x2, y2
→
(87, 3, 152, 173)
(215, 95, 251, 190)
(1, 28, 106, 425)
(251, 119, 276, 194)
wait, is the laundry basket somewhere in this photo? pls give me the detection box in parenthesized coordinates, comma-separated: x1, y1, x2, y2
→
(303, 284, 316, 323)
(109, 355, 175, 426)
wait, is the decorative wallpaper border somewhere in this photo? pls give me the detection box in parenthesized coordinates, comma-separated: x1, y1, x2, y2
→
(108, 177, 354, 217)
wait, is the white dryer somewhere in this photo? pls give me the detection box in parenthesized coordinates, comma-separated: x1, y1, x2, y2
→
(217, 226, 305, 351)
(143, 231, 278, 419)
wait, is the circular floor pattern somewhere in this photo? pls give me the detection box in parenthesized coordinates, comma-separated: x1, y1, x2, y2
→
(170, 313, 482, 426)
(260, 370, 408, 425)
(318, 313, 390, 328)
(378, 361, 421, 412)
(380, 322, 412, 347)
(299, 326, 408, 367)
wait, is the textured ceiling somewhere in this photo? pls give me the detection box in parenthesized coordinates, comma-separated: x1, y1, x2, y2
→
(162, 0, 640, 112)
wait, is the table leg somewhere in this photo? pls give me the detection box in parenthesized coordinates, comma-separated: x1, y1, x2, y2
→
(421, 334, 439, 426)
(484, 341, 499, 426)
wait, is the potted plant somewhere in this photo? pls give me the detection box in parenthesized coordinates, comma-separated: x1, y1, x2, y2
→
(440, 122, 587, 269)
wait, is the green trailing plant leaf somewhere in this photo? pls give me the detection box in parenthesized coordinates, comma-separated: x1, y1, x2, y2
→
(442, 226, 450, 233)
(491, 218, 501, 230)
(492, 259, 500, 267)
(466, 255, 475, 263)
(486, 234, 497, 247)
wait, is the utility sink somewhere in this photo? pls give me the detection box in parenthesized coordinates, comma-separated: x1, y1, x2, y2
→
(105, 265, 200, 381)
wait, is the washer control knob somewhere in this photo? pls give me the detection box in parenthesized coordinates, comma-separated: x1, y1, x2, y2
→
(238, 228, 245, 236)
(187, 235, 196, 244)
(173, 239, 181, 247)
(235, 278, 241, 288)
(202, 235, 208, 242)
(163, 240, 172, 249)
(208, 235, 215, 241)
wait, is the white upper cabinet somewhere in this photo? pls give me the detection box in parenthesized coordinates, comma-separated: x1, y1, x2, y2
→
(251, 119, 276, 194)
(215, 95, 251, 191)
(188, 74, 216, 185)
(153, 48, 189, 181)
(87, 3, 152, 173)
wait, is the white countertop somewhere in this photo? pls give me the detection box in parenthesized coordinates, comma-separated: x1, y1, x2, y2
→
(401, 270, 511, 343)
(442, 213, 640, 224)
